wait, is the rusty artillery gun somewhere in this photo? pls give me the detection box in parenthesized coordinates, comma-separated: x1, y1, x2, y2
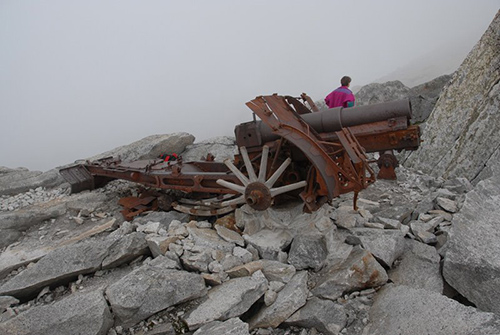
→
(60, 94, 420, 217)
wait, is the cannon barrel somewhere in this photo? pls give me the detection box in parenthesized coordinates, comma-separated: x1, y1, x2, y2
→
(235, 99, 412, 147)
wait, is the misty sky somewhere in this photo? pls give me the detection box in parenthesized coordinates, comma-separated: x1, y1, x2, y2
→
(1, 1, 498, 171)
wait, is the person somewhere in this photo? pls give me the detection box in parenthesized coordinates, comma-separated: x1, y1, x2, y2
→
(324, 76, 355, 108)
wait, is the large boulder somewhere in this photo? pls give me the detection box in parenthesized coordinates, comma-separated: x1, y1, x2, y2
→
(105, 256, 207, 327)
(87, 132, 195, 163)
(193, 318, 249, 335)
(248, 271, 309, 330)
(366, 285, 500, 335)
(355, 80, 410, 106)
(443, 175, 500, 314)
(0, 290, 113, 335)
(184, 271, 268, 330)
(181, 136, 238, 162)
(0, 167, 65, 196)
(404, 11, 500, 182)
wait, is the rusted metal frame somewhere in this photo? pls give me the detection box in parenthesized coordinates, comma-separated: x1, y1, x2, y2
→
(300, 93, 319, 112)
(247, 95, 361, 200)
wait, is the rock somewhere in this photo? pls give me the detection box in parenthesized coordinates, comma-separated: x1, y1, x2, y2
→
(0, 296, 19, 314)
(105, 256, 206, 327)
(233, 247, 253, 264)
(187, 223, 235, 252)
(0, 203, 67, 248)
(0, 290, 113, 335)
(435, 197, 458, 213)
(404, 12, 500, 182)
(415, 230, 437, 244)
(181, 249, 213, 273)
(146, 235, 180, 257)
(243, 229, 293, 260)
(373, 205, 414, 224)
(0, 239, 111, 299)
(193, 318, 249, 335)
(366, 285, 500, 335)
(136, 221, 161, 234)
(184, 271, 268, 330)
(102, 232, 150, 269)
(287, 234, 328, 271)
(330, 206, 360, 229)
(283, 297, 347, 335)
(312, 247, 388, 300)
(388, 239, 443, 293)
(181, 136, 237, 162)
(0, 168, 65, 197)
(87, 132, 195, 163)
(249, 271, 309, 330)
(443, 175, 500, 314)
(65, 192, 107, 213)
(227, 260, 296, 284)
(376, 217, 401, 230)
(355, 81, 410, 106)
(363, 221, 384, 229)
(344, 229, 405, 268)
(215, 225, 244, 246)
(264, 289, 278, 306)
(132, 211, 189, 229)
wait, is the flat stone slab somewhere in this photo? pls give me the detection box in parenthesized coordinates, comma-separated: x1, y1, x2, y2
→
(366, 285, 500, 335)
(0, 290, 113, 335)
(105, 256, 207, 328)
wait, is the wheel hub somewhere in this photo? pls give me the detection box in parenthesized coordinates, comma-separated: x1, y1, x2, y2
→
(244, 182, 272, 210)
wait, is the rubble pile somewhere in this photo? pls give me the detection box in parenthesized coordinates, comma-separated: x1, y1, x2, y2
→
(1, 160, 499, 335)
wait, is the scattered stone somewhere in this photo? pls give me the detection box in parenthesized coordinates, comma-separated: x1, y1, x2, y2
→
(215, 225, 245, 247)
(105, 256, 206, 328)
(184, 271, 268, 330)
(283, 297, 347, 335)
(187, 222, 235, 252)
(193, 317, 249, 335)
(146, 235, 180, 258)
(102, 232, 150, 269)
(227, 260, 296, 284)
(0, 296, 19, 314)
(287, 234, 328, 271)
(435, 197, 458, 213)
(249, 271, 309, 330)
(376, 217, 401, 230)
(243, 229, 293, 260)
(312, 247, 388, 300)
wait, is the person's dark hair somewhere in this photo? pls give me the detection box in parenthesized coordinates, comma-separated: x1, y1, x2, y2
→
(341, 76, 351, 86)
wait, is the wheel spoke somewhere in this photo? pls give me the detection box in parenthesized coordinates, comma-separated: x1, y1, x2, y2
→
(265, 157, 291, 188)
(240, 146, 258, 182)
(216, 179, 246, 194)
(270, 180, 307, 197)
(258, 145, 269, 182)
(223, 158, 249, 186)
(220, 195, 246, 207)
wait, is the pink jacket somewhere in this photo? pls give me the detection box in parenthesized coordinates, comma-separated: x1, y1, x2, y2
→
(324, 86, 355, 108)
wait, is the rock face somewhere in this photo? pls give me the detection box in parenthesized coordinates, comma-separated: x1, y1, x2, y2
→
(87, 132, 195, 162)
(443, 175, 500, 314)
(0, 168, 66, 196)
(367, 285, 500, 335)
(105, 256, 207, 327)
(404, 11, 500, 182)
(354, 75, 451, 123)
(0, 290, 113, 335)
(181, 136, 238, 162)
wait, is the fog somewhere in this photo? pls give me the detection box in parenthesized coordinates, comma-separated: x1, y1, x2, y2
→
(1, 1, 498, 171)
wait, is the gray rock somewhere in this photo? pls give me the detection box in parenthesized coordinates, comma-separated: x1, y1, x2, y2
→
(0, 230, 23, 250)
(215, 225, 245, 246)
(435, 197, 458, 213)
(376, 217, 401, 230)
(443, 175, 500, 314)
(0, 239, 111, 299)
(184, 271, 268, 330)
(105, 256, 206, 327)
(87, 132, 195, 163)
(388, 239, 443, 293)
(227, 260, 296, 284)
(243, 229, 293, 260)
(0, 168, 65, 197)
(373, 205, 414, 224)
(187, 223, 235, 252)
(312, 247, 388, 300)
(0, 290, 113, 335)
(366, 285, 500, 335)
(181, 249, 213, 273)
(249, 271, 309, 330)
(283, 297, 347, 335)
(404, 12, 500, 183)
(193, 318, 249, 335)
(330, 206, 361, 229)
(102, 232, 150, 269)
(65, 192, 108, 213)
(287, 234, 328, 271)
(0, 296, 19, 314)
(345, 228, 405, 268)
(415, 230, 437, 244)
(181, 136, 238, 162)
(132, 211, 189, 228)
(146, 235, 180, 257)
